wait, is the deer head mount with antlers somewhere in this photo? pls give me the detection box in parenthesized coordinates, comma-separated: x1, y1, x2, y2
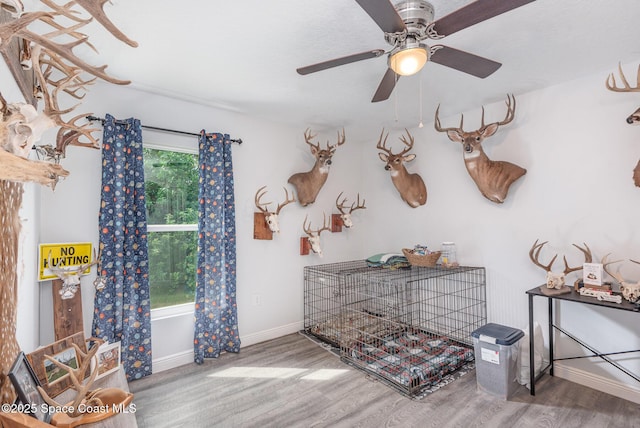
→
(606, 62, 640, 186)
(303, 213, 331, 257)
(254, 185, 295, 234)
(435, 94, 526, 204)
(529, 240, 592, 289)
(376, 129, 427, 208)
(335, 192, 366, 228)
(288, 128, 345, 206)
(602, 254, 640, 303)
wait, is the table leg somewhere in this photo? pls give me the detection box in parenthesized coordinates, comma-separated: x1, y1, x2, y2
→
(529, 293, 535, 395)
(548, 296, 554, 377)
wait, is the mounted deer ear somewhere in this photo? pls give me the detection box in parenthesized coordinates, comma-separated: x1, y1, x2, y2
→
(480, 123, 499, 138)
(378, 152, 389, 162)
(446, 130, 464, 142)
(403, 153, 416, 162)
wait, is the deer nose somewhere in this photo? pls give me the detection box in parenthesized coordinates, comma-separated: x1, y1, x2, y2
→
(464, 144, 472, 153)
(627, 116, 636, 124)
(326, 159, 332, 165)
(385, 165, 391, 171)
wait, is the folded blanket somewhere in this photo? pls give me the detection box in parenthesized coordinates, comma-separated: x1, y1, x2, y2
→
(366, 253, 410, 269)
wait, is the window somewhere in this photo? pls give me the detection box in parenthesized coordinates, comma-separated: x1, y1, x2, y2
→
(144, 147, 199, 310)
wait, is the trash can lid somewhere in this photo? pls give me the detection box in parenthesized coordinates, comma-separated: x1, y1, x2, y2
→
(471, 323, 524, 345)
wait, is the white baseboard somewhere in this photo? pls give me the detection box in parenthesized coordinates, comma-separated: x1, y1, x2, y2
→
(554, 362, 640, 404)
(151, 321, 304, 373)
(152, 349, 194, 373)
(239, 321, 303, 348)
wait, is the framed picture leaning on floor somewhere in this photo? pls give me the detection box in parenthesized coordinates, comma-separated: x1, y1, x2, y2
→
(8, 351, 53, 423)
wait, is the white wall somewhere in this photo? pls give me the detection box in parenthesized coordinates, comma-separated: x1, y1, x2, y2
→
(31, 61, 640, 401)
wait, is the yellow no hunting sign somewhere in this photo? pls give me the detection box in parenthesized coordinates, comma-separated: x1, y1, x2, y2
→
(38, 242, 93, 281)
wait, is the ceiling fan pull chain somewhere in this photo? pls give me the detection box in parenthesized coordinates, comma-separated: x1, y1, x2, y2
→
(394, 73, 399, 122)
(418, 73, 424, 128)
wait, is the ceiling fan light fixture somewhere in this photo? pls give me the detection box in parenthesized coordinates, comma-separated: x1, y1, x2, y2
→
(389, 44, 428, 76)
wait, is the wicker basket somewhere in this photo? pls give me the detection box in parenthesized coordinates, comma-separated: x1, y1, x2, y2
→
(402, 248, 441, 267)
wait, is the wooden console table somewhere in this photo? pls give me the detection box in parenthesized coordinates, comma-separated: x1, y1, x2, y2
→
(526, 285, 640, 395)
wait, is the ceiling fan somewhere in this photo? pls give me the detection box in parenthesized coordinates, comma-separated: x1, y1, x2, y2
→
(296, 0, 536, 102)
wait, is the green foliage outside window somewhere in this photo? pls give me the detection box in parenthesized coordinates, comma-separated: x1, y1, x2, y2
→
(144, 148, 199, 309)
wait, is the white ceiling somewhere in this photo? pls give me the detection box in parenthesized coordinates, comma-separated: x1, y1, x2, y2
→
(35, 0, 640, 133)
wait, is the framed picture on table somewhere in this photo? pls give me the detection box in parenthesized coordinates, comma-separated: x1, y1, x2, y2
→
(8, 351, 52, 423)
(27, 332, 87, 397)
(91, 341, 121, 380)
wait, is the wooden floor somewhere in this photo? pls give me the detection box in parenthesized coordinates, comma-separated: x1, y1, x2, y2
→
(129, 333, 640, 428)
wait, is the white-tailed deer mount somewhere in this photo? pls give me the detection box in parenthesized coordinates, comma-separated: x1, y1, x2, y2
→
(254, 185, 295, 234)
(435, 94, 526, 204)
(529, 240, 592, 289)
(602, 254, 640, 303)
(47, 249, 98, 299)
(376, 129, 427, 208)
(302, 213, 331, 256)
(606, 62, 640, 186)
(335, 191, 366, 228)
(288, 128, 345, 206)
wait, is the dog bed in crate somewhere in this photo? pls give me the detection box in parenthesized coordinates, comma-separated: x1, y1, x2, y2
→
(345, 329, 474, 397)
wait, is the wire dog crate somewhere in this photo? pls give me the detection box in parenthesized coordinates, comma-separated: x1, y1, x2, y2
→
(303, 260, 486, 398)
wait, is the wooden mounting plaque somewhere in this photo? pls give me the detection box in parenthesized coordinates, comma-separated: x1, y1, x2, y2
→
(253, 212, 273, 240)
(300, 237, 310, 255)
(331, 214, 343, 233)
(52, 279, 84, 341)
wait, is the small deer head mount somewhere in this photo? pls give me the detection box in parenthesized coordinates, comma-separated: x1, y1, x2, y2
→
(606, 63, 640, 186)
(434, 94, 526, 204)
(602, 254, 640, 303)
(376, 129, 427, 208)
(288, 128, 345, 206)
(47, 249, 99, 299)
(529, 240, 592, 289)
(335, 192, 366, 228)
(254, 185, 295, 233)
(303, 213, 331, 256)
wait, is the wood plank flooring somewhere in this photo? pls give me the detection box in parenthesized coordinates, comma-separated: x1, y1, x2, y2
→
(129, 333, 640, 428)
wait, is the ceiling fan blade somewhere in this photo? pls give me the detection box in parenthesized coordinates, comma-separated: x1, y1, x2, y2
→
(297, 49, 385, 75)
(430, 45, 501, 78)
(430, 0, 536, 38)
(371, 68, 399, 103)
(355, 0, 407, 34)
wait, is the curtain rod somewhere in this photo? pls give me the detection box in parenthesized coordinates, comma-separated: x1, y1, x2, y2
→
(85, 115, 242, 144)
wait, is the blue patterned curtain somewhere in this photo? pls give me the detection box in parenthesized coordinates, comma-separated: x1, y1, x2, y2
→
(194, 131, 240, 363)
(93, 114, 152, 380)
